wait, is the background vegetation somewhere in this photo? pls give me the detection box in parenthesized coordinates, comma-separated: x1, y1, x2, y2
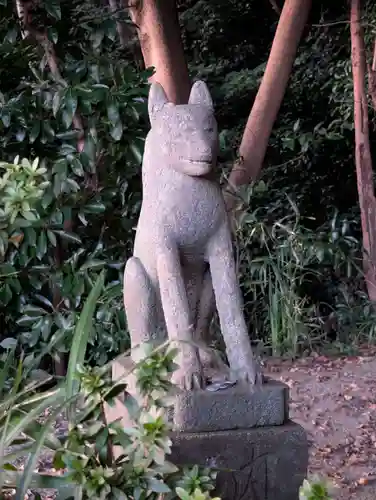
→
(0, 0, 375, 373)
(0, 0, 369, 496)
(179, 0, 376, 355)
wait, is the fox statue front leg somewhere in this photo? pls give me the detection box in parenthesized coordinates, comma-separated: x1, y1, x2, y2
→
(123, 257, 158, 347)
(206, 223, 262, 385)
(194, 268, 231, 382)
(157, 241, 205, 390)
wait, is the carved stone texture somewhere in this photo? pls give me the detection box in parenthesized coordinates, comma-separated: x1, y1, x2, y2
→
(174, 378, 289, 432)
(123, 80, 262, 390)
(170, 422, 308, 500)
(106, 354, 287, 433)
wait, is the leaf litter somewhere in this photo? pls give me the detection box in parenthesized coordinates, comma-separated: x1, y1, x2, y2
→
(265, 345, 376, 499)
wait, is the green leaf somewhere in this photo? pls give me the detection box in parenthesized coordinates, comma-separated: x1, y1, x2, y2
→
(80, 259, 105, 271)
(47, 229, 57, 247)
(1, 109, 10, 127)
(0, 234, 8, 257)
(107, 100, 120, 126)
(9, 278, 21, 294)
(43, 121, 55, 139)
(36, 231, 47, 260)
(147, 478, 170, 494)
(16, 315, 38, 327)
(52, 90, 62, 117)
(41, 191, 54, 209)
(0, 338, 17, 349)
(22, 305, 47, 316)
(65, 88, 77, 116)
(112, 488, 129, 500)
(121, 392, 140, 420)
(62, 88, 77, 128)
(0, 264, 17, 276)
(83, 137, 96, 167)
(16, 129, 26, 142)
(130, 141, 143, 164)
(3, 389, 63, 451)
(4, 28, 17, 44)
(110, 121, 123, 141)
(47, 27, 58, 44)
(7, 410, 61, 451)
(55, 230, 82, 244)
(22, 211, 38, 222)
(91, 30, 104, 50)
(66, 271, 105, 420)
(29, 121, 41, 144)
(70, 157, 84, 177)
(84, 202, 106, 214)
(176, 488, 190, 500)
(44, 1, 61, 20)
(34, 294, 54, 310)
(56, 130, 79, 141)
(0, 284, 12, 305)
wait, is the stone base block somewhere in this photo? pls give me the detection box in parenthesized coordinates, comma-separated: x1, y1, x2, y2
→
(107, 354, 289, 433)
(170, 422, 308, 500)
(174, 379, 288, 432)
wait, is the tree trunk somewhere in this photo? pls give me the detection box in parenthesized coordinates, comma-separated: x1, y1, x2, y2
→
(367, 40, 376, 110)
(128, 0, 190, 103)
(350, 0, 376, 302)
(226, 0, 312, 202)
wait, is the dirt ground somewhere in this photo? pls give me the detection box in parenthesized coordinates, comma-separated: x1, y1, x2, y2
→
(265, 346, 376, 499)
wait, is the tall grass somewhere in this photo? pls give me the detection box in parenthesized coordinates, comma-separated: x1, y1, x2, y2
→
(235, 191, 362, 355)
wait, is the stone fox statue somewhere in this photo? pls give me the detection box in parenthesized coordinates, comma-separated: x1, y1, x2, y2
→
(123, 80, 261, 390)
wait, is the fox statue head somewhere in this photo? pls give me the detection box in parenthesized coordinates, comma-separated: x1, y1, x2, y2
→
(146, 80, 218, 176)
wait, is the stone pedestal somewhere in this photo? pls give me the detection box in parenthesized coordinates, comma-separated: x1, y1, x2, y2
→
(173, 378, 288, 432)
(106, 354, 308, 500)
(171, 422, 308, 500)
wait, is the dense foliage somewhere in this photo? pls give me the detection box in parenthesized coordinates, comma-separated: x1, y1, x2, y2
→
(0, 1, 367, 496)
(0, 0, 151, 369)
(178, 0, 376, 354)
(1, 0, 376, 368)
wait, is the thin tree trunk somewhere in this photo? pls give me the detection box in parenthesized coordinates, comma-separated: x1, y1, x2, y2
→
(367, 40, 376, 110)
(350, 0, 376, 302)
(226, 0, 312, 204)
(128, 0, 190, 103)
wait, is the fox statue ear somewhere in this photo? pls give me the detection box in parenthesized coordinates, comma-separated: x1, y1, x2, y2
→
(148, 82, 169, 121)
(188, 81, 214, 109)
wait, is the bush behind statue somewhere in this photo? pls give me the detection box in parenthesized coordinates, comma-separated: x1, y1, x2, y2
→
(0, 0, 150, 369)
